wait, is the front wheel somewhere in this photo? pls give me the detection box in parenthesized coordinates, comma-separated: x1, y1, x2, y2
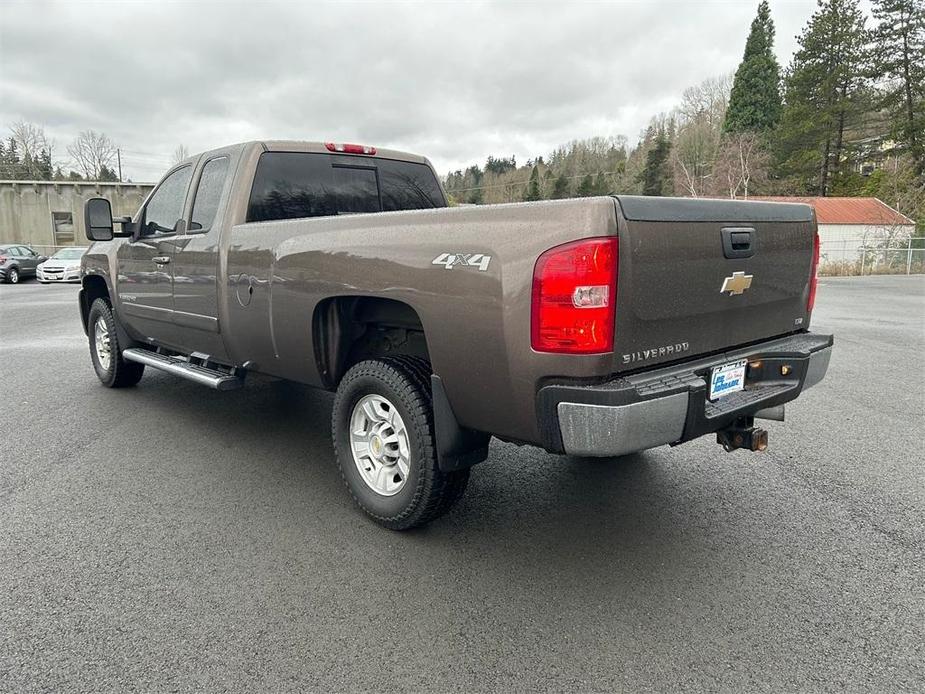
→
(88, 298, 145, 387)
(332, 357, 469, 530)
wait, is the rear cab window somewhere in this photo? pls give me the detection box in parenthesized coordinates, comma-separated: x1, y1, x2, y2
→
(246, 152, 445, 223)
(190, 156, 230, 232)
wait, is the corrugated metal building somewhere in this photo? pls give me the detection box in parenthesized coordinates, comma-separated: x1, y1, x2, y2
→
(754, 197, 916, 262)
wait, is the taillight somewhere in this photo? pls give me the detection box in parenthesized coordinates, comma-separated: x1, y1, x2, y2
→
(807, 233, 820, 312)
(0, 255, 7, 263)
(325, 142, 377, 155)
(531, 237, 618, 354)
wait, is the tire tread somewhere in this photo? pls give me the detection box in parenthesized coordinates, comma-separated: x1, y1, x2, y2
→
(88, 298, 145, 388)
(332, 356, 469, 530)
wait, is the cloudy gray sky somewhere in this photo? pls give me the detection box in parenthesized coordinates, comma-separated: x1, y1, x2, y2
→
(1, 0, 828, 182)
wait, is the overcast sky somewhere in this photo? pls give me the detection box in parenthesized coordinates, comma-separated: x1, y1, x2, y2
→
(0, 0, 834, 182)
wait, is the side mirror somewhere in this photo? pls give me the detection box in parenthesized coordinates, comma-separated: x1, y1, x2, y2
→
(84, 197, 114, 241)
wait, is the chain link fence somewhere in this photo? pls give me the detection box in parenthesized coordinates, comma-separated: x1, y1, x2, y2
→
(819, 237, 925, 276)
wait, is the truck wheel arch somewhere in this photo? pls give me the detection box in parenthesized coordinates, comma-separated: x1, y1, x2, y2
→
(312, 296, 489, 471)
(80, 274, 110, 334)
(312, 296, 433, 390)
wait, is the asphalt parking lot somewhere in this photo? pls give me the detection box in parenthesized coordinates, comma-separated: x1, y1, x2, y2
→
(1, 275, 923, 692)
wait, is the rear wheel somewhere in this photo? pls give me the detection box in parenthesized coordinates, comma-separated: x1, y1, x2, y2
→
(332, 357, 469, 530)
(6, 267, 19, 284)
(88, 298, 145, 388)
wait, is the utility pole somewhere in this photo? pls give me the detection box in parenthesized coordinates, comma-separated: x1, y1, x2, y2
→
(117, 148, 122, 183)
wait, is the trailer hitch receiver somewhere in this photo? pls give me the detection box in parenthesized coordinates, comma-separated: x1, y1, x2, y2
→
(717, 416, 768, 452)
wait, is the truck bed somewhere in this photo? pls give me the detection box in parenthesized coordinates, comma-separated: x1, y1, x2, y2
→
(222, 195, 817, 444)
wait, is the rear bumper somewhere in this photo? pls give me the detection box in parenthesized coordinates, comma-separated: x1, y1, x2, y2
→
(537, 332, 833, 456)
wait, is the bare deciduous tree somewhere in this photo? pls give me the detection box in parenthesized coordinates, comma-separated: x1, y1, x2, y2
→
(10, 120, 51, 179)
(677, 74, 734, 130)
(670, 75, 734, 197)
(671, 118, 721, 197)
(67, 130, 117, 180)
(172, 144, 190, 165)
(711, 132, 770, 199)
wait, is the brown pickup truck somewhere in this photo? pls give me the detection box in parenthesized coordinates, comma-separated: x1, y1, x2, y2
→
(80, 140, 833, 529)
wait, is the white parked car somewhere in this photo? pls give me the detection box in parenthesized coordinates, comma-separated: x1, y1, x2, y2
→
(37, 247, 88, 283)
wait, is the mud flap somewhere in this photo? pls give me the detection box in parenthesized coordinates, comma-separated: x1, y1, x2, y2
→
(431, 374, 490, 472)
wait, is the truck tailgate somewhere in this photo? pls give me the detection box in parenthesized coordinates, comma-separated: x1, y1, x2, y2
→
(613, 196, 817, 372)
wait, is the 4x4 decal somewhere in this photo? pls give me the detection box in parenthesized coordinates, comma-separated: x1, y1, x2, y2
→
(431, 253, 492, 271)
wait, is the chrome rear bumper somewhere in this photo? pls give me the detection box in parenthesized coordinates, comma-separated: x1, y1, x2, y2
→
(539, 333, 833, 457)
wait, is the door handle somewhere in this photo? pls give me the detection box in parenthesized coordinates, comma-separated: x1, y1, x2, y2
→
(152, 256, 171, 265)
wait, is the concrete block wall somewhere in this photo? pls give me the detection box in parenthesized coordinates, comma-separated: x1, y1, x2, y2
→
(0, 180, 154, 248)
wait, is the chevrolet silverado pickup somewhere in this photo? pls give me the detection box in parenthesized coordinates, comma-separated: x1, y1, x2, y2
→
(80, 140, 833, 529)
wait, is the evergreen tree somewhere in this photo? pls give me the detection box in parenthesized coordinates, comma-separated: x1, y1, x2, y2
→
(551, 173, 571, 199)
(485, 155, 516, 176)
(638, 134, 673, 196)
(576, 174, 595, 197)
(21, 152, 36, 179)
(523, 165, 542, 201)
(37, 148, 53, 180)
(5, 137, 21, 179)
(869, 0, 925, 175)
(98, 164, 119, 182)
(724, 1, 783, 133)
(776, 0, 869, 195)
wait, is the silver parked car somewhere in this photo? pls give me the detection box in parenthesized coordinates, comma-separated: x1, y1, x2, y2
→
(38, 247, 88, 283)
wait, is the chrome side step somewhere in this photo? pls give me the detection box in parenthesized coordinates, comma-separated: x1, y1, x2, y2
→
(123, 348, 245, 390)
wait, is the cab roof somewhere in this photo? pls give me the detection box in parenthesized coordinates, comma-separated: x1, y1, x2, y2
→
(259, 140, 431, 165)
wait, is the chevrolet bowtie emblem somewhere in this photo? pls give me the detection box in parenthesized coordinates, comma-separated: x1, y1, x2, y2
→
(721, 271, 753, 295)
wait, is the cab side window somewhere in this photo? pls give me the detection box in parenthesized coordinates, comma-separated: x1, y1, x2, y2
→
(145, 166, 193, 233)
(190, 157, 230, 232)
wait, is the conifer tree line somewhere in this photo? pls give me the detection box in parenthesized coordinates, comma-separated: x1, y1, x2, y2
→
(444, 0, 924, 227)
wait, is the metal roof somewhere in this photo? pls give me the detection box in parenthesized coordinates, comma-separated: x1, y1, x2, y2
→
(752, 197, 914, 226)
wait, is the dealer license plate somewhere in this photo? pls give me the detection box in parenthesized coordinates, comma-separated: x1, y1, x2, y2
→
(709, 359, 747, 400)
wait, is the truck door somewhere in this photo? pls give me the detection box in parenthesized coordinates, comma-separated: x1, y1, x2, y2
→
(163, 154, 232, 359)
(116, 165, 192, 337)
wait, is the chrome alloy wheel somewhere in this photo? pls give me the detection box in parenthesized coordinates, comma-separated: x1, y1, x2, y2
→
(94, 316, 112, 371)
(350, 394, 411, 496)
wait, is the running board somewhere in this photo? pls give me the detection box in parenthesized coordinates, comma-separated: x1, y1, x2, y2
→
(123, 348, 245, 390)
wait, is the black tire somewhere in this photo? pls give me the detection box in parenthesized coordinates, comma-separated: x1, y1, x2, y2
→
(88, 298, 145, 388)
(6, 267, 19, 284)
(332, 356, 469, 530)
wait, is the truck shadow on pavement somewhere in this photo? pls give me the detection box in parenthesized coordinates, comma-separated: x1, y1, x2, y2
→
(114, 369, 753, 574)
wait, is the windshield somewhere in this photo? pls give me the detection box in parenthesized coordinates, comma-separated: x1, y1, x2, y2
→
(51, 248, 87, 260)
